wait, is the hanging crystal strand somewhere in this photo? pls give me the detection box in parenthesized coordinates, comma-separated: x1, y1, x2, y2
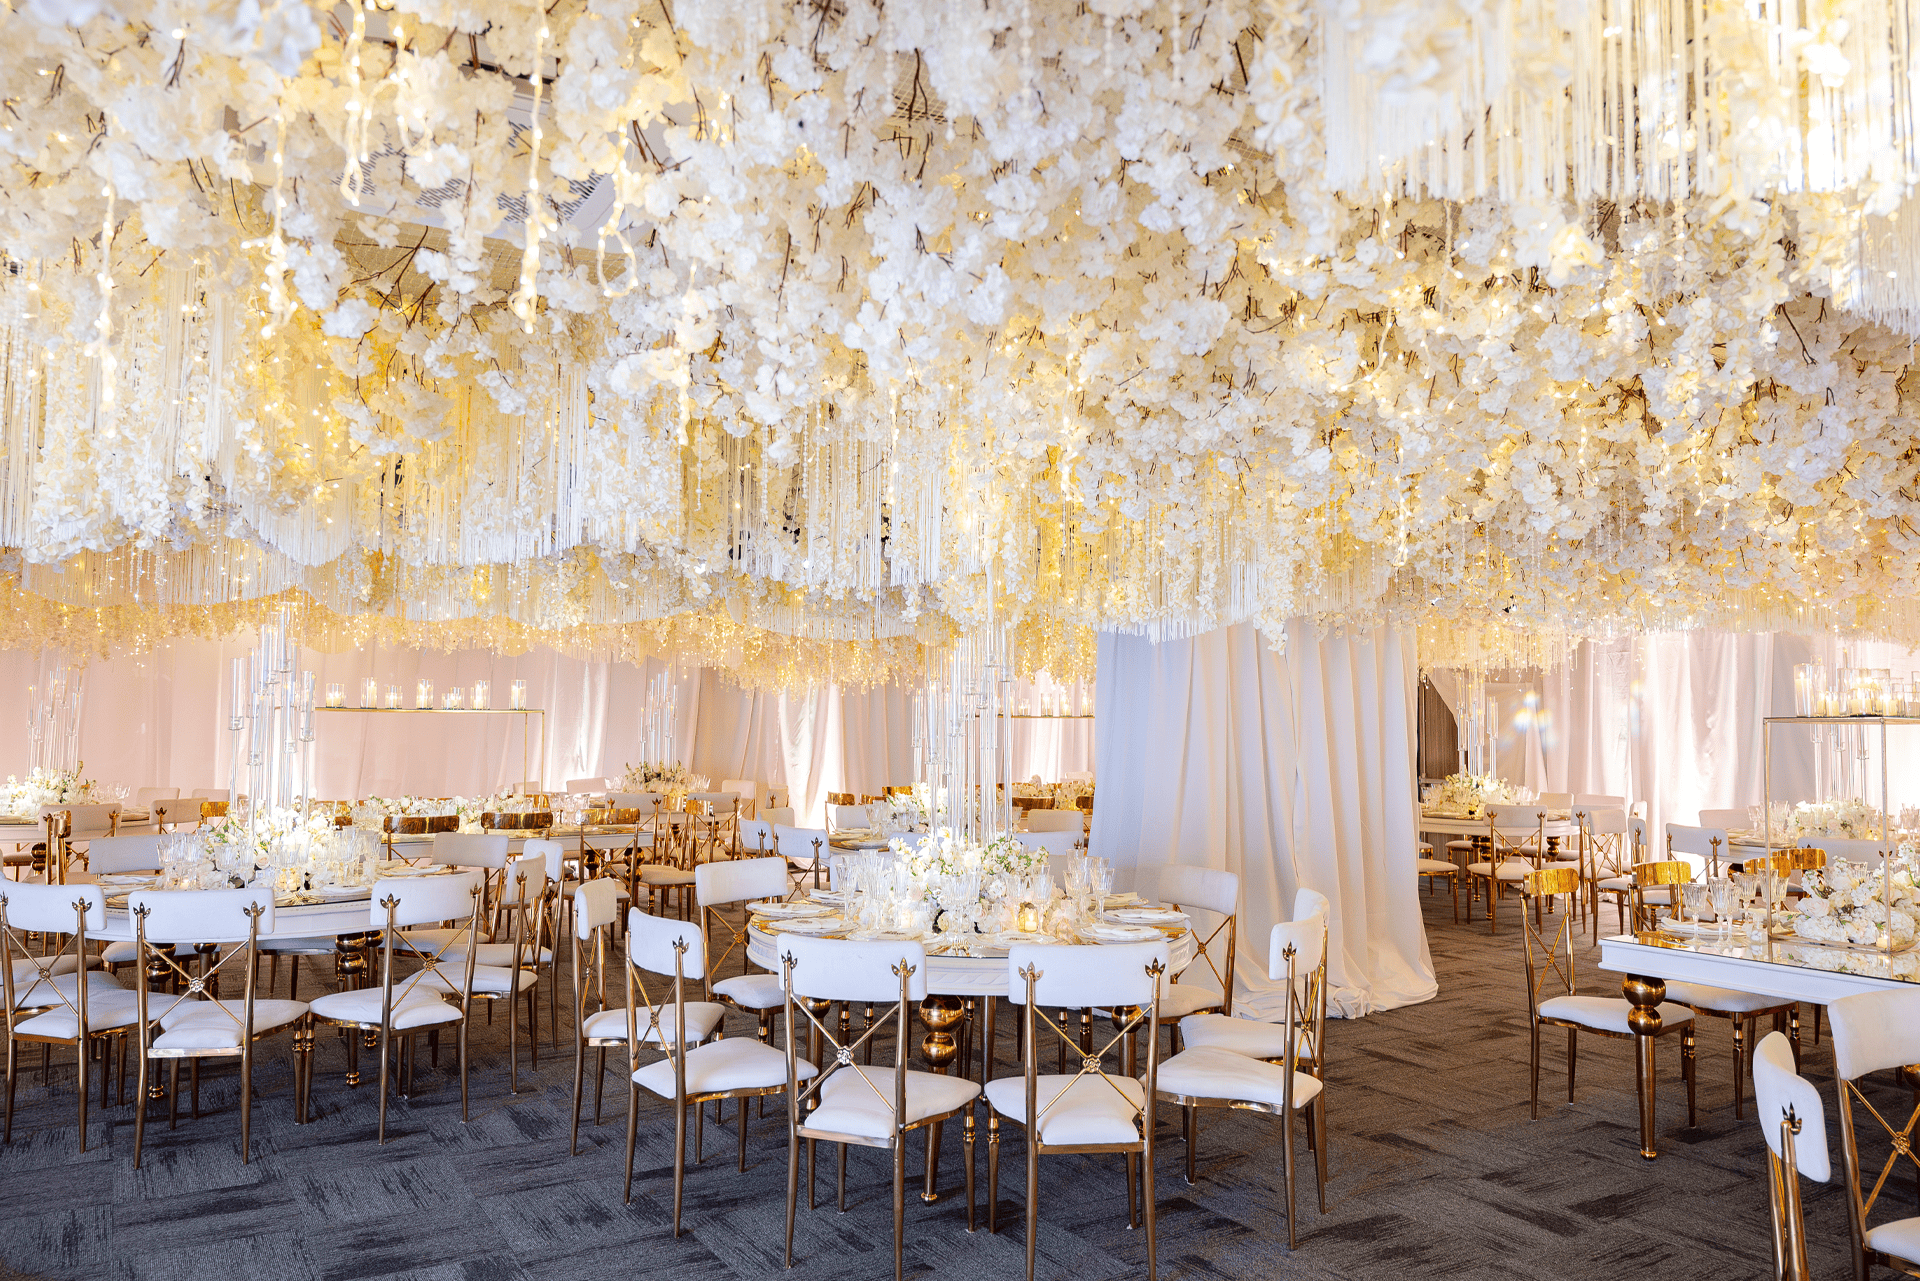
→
(510, 20, 552, 332)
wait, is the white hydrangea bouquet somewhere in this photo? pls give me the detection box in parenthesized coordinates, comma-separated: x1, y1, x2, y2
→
(1793, 858, 1918, 950)
(1426, 772, 1518, 816)
(1785, 798, 1884, 844)
(0, 765, 101, 815)
(885, 828, 1049, 933)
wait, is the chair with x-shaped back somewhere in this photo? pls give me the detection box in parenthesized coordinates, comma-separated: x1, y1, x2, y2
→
(1825, 988, 1920, 1279)
(781, 935, 979, 1281)
(128, 886, 309, 1164)
(305, 871, 481, 1142)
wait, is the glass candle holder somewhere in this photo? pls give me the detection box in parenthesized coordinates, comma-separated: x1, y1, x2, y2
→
(444, 689, 464, 710)
(385, 684, 401, 710)
(416, 679, 433, 710)
(360, 677, 379, 709)
(509, 679, 527, 710)
(325, 683, 344, 708)
(471, 679, 489, 710)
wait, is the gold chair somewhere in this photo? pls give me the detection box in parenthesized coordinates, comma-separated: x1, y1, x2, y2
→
(1628, 858, 1691, 932)
(1414, 840, 1462, 924)
(129, 887, 311, 1163)
(1752, 1030, 1827, 1281)
(1468, 803, 1547, 935)
(1522, 867, 1696, 1125)
(1, 881, 139, 1149)
(989, 941, 1163, 1275)
(1156, 919, 1324, 1248)
(1579, 807, 1639, 940)
(1011, 796, 1055, 816)
(623, 907, 788, 1234)
(1825, 989, 1920, 1280)
(1150, 866, 1238, 1038)
(782, 935, 979, 1281)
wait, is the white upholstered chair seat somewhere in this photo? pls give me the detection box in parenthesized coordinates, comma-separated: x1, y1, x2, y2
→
(307, 987, 462, 1029)
(437, 939, 554, 967)
(1467, 859, 1533, 881)
(983, 1073, 1145, 1145)
(1415, 858, 1457, 876)
(410, 964, 538, 998)
(580, 1001, 724, 1045)
(153, 999, 309, 1050)
(1536, 994, 1694, 1035)
(10, 970, 128, 1012)
(99, 941, 140, 965)
(1662, 981, 1785, 1013)
(1867, 1218, 1920, 1263)
(638, 866, 696, 886)
(12, 988, 141, 1037)
(632, 1035, 814, 1097)
(806, 1065, 980, 1139)
(1596, 875, 1634, 891)
(1157, 982, 1224, 1019)
(1156, 1046, 1323, 1111)
(711, 971, 786, 1009)
(1176, 1012, 1302, 1060)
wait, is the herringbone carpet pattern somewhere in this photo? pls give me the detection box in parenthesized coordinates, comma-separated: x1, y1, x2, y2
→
(1, 887, 1911, 1280)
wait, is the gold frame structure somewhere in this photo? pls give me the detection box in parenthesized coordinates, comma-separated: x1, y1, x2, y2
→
(1761, 715, 1913, 961)
(317, 707, 546, 791)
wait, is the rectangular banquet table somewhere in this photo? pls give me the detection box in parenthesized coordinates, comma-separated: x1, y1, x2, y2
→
(1598, 929, 1918, 1158)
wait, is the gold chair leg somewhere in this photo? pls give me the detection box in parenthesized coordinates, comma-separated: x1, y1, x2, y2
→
(239, 1042, 253, 1164)
(1282, 1098, 1297, 1249)
(131, 1046, 147, 1167)
(784, 1110, 800, 1267)
(672, 1097, 687, 1236)
(569, 1039, 585, 1156)
(1312, 1095, 1328, 1213)
(837, 1141, 848, 1210)
(738, 1089, 750, 1173)
(893, 1134, 907, 1281)
(964, 1109, 976, 1232)
(1024, 1129, 1039, 1281)
(1733, 1017, 1747, 1120)
(623, 1083, 640, 1205)
(376, 1020, 391, 1144)
(1567, 1026, 1577, 1102)
(987, 1113, 1001, 1234)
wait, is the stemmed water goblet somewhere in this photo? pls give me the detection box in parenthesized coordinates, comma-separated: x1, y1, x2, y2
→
(1680, 881, 1709, 932)
(1707, 877, 1735, 941)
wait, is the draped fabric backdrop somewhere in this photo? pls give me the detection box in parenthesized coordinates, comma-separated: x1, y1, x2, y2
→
(1429, 632, 1920, 832)
(0, 642, 1092, 827)
(1093, 622, 1436, 1019)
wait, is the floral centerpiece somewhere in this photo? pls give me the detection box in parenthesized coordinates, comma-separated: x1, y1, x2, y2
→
(0, 765, 101, 816)
(1784, 798, 1885, 844)
(1426, 772, 1518, 817)
(874, 784, 933, 835)
(1793, 858, 1918, 950)
(616, 762, 710, 796)
(203, 800, 340, 884)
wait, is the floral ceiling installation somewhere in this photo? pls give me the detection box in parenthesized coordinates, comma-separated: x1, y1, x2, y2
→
(3, 0, 1920, 684)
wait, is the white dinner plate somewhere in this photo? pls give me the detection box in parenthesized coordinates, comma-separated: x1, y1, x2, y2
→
(993, 930, 1057, 946)
(848, 927, 921, 943)
(750, 899, 832, 918)
(1080, 922, 1163, 943)
(1103, 908, 1187, 926)
(766, 916, 846, 936)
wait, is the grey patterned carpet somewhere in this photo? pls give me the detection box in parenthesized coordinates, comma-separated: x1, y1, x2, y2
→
(1, 887, 1911, 1281)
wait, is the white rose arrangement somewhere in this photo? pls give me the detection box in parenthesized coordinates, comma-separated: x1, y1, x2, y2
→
(1792, 858, 1918, 949)
(1785, 799, 1885, 844)
(0, 766, 100, 815)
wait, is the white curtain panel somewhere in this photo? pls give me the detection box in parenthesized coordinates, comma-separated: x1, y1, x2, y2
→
(1093, 621, 1436, 1019)
(1524, 631, 1920, 831)
(0, 640, 1090, 826)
